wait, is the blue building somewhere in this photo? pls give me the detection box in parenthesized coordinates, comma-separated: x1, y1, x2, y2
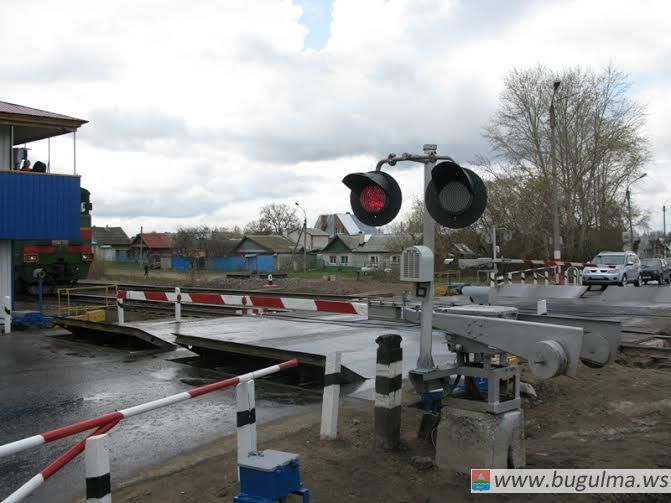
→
(0, 101, 87, 333)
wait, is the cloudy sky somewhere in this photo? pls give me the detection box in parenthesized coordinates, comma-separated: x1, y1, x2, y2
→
(2, 0, 670, 237)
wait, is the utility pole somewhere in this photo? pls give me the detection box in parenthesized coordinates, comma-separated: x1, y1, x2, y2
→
(492, 225, 497, 262)
(663, 199, 671, 258)
(626, 173, 647, 249)
(627, 189, 633, 248)
(295, 202, 307, 274)
(550, 80, 561, 263)
(139, 226, 143, 264)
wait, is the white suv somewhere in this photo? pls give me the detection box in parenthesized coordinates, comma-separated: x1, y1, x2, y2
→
(583, 251, 642, 288)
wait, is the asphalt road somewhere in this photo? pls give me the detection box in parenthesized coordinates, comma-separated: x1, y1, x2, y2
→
(0, 330, 319, 502)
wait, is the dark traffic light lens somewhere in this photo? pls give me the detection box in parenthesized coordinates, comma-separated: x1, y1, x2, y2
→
(360, 185, 387, 213)
(439, 181, 472, 214)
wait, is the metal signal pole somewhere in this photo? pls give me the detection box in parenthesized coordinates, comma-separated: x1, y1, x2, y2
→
(418, 143, 437, 370)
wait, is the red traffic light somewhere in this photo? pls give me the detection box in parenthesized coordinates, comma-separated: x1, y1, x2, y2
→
(425, 161, 487, 228)
(360, 185, 387, 213)
(342, 171, 402, 226)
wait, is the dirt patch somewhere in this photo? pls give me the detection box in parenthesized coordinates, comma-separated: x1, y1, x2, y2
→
(616, 347, 671, 371)
(115, 362, 671, 503)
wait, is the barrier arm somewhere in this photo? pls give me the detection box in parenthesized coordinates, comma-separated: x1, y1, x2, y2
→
(0, 359, 298, 503)
(3, 419, 121, 503)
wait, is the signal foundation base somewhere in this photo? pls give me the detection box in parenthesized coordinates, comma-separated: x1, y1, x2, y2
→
(435, 408, 525, 473)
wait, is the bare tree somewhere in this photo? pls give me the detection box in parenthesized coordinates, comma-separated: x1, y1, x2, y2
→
(386, 197, 424, 251)
(386, 197, 485, 266)
(173, 227, 198, 258)
(243, 219, 273, 235)
(480, 64, 651, 260)
(258, 202, 300, 235)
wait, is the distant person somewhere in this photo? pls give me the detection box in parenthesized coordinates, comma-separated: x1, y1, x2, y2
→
(20, 160, 31, 171)
(32, 161, 46, 173)
(144, 263, 149, 277)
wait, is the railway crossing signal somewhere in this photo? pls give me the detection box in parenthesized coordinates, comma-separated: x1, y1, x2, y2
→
(341, 170, 402, 226)
(425, 160, 487, 229)
(342, 158, 486, 229)
(342, 147, 489, 373)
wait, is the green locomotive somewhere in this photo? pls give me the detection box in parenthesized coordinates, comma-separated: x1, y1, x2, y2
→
(15, 188, 93, 294)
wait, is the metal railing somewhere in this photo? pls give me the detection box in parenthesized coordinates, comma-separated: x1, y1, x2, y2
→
(57, 284, 117, 318)
(483, 265, 583, 287)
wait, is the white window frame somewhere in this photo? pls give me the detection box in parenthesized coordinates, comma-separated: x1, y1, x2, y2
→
(329, 255, 337, 264)
(340, 255, 349, 265)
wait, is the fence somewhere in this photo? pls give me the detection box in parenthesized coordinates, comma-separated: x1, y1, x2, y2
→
(0, 359, 298, 503)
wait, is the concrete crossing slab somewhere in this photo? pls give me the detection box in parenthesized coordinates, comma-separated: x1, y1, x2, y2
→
(157, 313, 457, 381)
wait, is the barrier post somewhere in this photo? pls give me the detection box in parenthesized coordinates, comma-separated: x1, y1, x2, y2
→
(544, 270, 549, 285)
(320, 352, 342, 440)
(375, 334, 402, 451)
(521, 272, 525, 285)
(175, 287, 182, 322)
(116, 296, 124, 325)
(533, 272, 538, 285)
(507, 272, 512, 285)
(85, 434, 111, 503)
(236, 379, 257, 467)
(489, 271, 495, 287)
(3, 295, 11, 334)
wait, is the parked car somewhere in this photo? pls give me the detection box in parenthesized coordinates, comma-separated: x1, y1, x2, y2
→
(640, 258, 670, 284)
(582, 251, 642, 288)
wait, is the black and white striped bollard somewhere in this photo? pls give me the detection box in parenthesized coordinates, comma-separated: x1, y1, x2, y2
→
(236, 379, 257, 463)
(320, 352, 341, 440)
(3, 295, 11, 334)
(85, 434, 111, 503)
(375, 334, 402, 450)
(175, 287, 182, 322)
(116, 296, 124, 325)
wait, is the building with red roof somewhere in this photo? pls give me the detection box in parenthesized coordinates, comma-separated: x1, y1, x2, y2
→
(129, 232, 174, 266)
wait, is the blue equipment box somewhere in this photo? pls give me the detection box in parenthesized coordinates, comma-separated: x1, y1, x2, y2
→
(236, 449, 309, 503)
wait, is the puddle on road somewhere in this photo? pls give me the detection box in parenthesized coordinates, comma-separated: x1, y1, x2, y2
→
(171, 355, 327, 406)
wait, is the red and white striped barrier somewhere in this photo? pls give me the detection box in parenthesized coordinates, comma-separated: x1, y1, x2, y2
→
(487, 258, 588, 268)
(0, 359, 298, 503)
(116, 289, 368, 317)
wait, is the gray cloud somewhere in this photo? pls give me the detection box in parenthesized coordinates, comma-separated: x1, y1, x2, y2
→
(95, 165, 323, 219)
(95, 194, 221, 219)
(81, 107, 189, 151)
(216, 75, 493, 166)
(3, 48, 119, 83)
